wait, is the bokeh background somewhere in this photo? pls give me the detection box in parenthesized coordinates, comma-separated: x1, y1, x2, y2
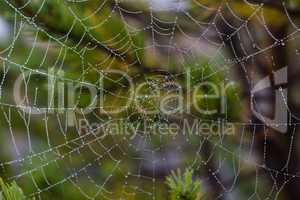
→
(1, 0, 300, 199)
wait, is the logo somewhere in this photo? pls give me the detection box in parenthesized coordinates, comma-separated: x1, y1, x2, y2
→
(251, 67, 288, 133)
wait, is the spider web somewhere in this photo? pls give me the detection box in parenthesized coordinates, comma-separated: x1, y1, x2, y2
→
(0, 0, 299, 199)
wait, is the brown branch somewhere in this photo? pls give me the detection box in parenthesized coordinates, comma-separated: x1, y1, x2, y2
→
(11, 0, 170, 75)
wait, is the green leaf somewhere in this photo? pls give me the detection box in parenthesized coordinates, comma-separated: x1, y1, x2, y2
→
(0, 177, 35, 200)
(166, 168, 203, 200)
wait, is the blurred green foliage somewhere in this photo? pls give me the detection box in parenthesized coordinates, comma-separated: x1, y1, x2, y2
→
(166, 169, 202, 200)
(0, 177, 33, 200)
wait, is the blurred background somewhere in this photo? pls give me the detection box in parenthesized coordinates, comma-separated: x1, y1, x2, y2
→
(0, 0, 300, 199)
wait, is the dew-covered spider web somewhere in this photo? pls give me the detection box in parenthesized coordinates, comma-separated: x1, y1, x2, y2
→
(0, 0, 300, 199)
